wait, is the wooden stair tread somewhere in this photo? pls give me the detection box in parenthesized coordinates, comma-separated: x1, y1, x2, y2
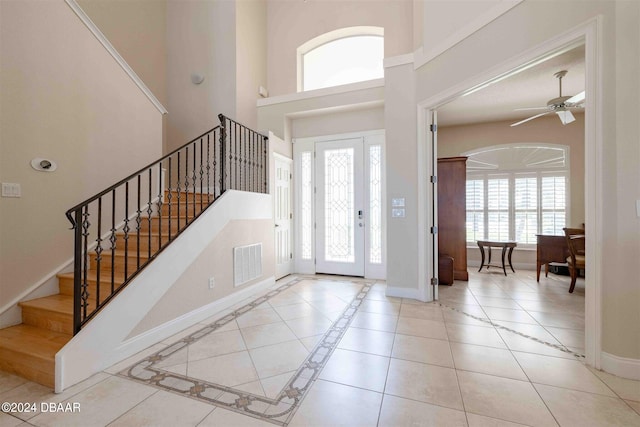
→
(0, 325, 70, 358)
(58, 271, 126, 283)
(115, 231, 170, 237)
(19, 294, 73, 314)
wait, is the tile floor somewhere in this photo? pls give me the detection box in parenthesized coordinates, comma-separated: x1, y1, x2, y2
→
(1, 271, 639, 426)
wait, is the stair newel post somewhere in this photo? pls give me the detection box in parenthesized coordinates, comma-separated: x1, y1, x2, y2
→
(72, 209, 82, 335)
(219, 114, 227, 193)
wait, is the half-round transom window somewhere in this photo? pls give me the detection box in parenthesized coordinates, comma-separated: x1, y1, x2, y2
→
(298, 27, 384, 92)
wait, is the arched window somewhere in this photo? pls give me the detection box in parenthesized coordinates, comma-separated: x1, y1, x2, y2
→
(298, 27, 384, 92)
(464, 143, 570, 245)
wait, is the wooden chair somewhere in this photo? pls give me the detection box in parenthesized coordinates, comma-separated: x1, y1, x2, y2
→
(563, 227, 585, 293)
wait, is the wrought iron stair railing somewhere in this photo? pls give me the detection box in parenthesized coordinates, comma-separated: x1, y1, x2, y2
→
(65, 114, 268, 334)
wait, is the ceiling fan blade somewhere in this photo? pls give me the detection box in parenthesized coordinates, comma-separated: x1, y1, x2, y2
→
(510, 112, 550, 127)
(566, 91, 585, 105)
(514, 107, 549, 111)
(556, 110, 575, 125)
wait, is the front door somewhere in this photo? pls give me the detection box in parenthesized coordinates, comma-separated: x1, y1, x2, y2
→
(315, 139, 365, 276)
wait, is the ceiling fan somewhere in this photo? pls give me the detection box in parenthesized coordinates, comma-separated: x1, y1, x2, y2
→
(511, 70, 585, 127)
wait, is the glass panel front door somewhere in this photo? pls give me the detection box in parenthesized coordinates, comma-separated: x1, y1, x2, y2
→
(316, 139, 364, 276)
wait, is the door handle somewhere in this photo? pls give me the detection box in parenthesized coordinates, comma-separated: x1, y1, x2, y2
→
(275, 224, 280, 227)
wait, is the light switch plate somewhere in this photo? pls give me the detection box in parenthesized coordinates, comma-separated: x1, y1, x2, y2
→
(636, 200, 640, 218)
(392, 208, 405, 218)
(1, 183, 21, 198)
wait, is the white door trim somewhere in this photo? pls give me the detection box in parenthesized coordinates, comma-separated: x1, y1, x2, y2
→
(274, 153, 293, 279)
(416, 17, 603, 368)
(293, 130, 387, 279)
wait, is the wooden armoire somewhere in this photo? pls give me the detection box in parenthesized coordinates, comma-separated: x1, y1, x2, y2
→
(437, 157, 468, 281)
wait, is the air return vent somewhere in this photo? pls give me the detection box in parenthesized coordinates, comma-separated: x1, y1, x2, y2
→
(233, 243, 262, 287)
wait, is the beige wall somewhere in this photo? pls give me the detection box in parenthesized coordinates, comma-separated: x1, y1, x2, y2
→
(129, 219, 274, 336)
(0, 1, 163, 309)
(384, 62, 419, 291)
(266, 0, 413, 96)
(400, 0, 639, 360)
(291, 106, 384, 139)
(236, 0, 267, 129)
(165, 0, 267, 150)
(257, 85, 384, 139)
(438, 114, 586, 227)
(78, 0, 268, 150)
(610, 0, 640, 362)
(422, 0, 506, 54)
(166, 0, 236, 153)
(77, 0, 167, 106)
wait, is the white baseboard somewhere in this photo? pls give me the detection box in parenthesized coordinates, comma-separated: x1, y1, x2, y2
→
(601, 351, 640, 381)
(386, 285, 427, 302)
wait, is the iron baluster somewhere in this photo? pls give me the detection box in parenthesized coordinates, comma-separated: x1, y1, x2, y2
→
(200, 138, 204, 211)
(109, 189, 116, 293)
(123, 181, 130, 279)
(81, 206, 90, 322)
(253, 131, 257, 192)
(176, 151, 181, 234)
(95, 197, 103, 306)
(264, 135, 269, 193)
(219, 114, 226, 193)
(136, 175, 142, 270)
(241, 125, 245, 190)
(192, 141, 197, 220)
(206, 134, 211, 201)
(147, 168, 153, 260)
(184, 146, 190, 228)
(235, 122, 239, 189)
(157, 162, 163, 251)
(168, 157, 173, 241)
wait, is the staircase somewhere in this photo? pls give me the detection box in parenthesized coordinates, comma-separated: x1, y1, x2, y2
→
(0, 192, 210, 388)
(0, 115, 268, 389)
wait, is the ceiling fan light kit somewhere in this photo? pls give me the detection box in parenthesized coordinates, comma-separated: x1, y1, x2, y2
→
(511, 70, 585, 127)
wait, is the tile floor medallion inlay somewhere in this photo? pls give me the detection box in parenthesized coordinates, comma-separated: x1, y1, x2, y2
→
(120, 277, 372, 425)
(436, 301, 586, 359)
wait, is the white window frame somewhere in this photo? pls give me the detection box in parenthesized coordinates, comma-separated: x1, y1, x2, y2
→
(296, 26, 384, 92)
(464, 143, 570, 247)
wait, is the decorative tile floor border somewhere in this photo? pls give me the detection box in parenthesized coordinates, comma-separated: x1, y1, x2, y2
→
(437, 302, 586, 359)
(120, 277, 373, 426)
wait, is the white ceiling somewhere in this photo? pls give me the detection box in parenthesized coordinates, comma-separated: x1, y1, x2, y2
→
(437, 45, 585, 127)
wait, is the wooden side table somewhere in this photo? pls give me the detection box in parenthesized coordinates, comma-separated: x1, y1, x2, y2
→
(477, 240, 517, 276)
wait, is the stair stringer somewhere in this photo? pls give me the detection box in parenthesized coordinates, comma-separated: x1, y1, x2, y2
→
(55, 190, 273, 392)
